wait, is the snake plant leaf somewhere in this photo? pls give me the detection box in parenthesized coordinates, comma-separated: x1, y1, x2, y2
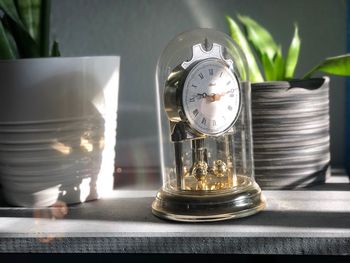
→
(39, 0, 50, 57)
(15, 0, 41, 42)
(303, 54, 350, 79)
(4, 20, 18, 57)
(50, 40, 60, 57)
(237, 15, 279, 63)
(285, 24, 300, 79)
(0, 0, 25, 29)
(226, 15, 263, 83)
(0, 0, 54, 59)
(3, 14, 39, 57)
(0, 18, 16, 58)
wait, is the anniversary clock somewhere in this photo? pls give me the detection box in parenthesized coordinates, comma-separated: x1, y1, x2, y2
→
(152, 28, 266, 222)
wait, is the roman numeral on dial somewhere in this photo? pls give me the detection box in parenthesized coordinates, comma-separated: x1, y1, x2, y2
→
(193, 109, 199, 117)
(201, 117, 206, 125)
(199, 73, 204, 79)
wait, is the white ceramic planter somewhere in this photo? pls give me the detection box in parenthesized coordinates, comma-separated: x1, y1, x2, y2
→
(0, 56, 120, 206)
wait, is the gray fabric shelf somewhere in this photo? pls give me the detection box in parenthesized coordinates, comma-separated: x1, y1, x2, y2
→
(0, 174, 349, 254)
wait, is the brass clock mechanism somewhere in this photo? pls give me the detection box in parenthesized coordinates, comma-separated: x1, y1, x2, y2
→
(164, 42, 242, 191)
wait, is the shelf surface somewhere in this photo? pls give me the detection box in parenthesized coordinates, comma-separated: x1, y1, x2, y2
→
(0, 172, 349, 254)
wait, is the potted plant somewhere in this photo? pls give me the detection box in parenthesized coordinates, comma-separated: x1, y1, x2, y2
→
(0, 0, 120, 206)
(226, 15, 350, 189)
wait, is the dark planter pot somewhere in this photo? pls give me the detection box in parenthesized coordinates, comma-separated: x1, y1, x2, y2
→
(346, 78, 350, 177)
(251, 77, 330, 189)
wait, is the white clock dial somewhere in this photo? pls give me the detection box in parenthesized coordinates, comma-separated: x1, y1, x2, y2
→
(182, 59, 241, 136)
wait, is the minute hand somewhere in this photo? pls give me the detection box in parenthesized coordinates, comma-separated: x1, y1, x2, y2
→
(197, 92, 221, 102)
(208, 89, 233, 102)
(196, 92, 209, 99)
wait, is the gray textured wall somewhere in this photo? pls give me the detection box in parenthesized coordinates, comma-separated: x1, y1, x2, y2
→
(51, 0, 347, 174)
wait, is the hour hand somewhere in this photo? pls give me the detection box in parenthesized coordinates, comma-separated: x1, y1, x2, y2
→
(188, 93, 206, 102)
(196, 92, 208, 99)
(197, 92, 222, 102)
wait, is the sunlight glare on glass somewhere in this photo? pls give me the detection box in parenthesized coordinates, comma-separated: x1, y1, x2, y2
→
(184, 0, 216, 28)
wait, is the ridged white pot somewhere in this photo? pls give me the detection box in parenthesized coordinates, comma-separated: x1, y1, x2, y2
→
(0, 56, 120, 206)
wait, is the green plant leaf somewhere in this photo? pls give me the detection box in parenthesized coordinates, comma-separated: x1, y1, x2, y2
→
(226, 15, 263, 83)
(4, 20, 19, 57)
(39, 0, 50, 56)
(285, 24, 300, 79)
(15, 0, 41, 42)
(261, 47, 284, 81)
(0, 18, 16, 58)
(274, 47, 285, 81)
(3, 14, 39, 57)
(0, 0, 25, 29)
(303, 54, 350, 79)
(261, 52, 274, 81)
(237, 15, 279, 62)
(50, 40, 60, 57)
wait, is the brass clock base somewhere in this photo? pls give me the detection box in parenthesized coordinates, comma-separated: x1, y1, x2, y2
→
(152, 175, 266, 222)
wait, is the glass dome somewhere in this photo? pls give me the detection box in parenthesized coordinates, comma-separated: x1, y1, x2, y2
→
(152, 28, 265, 222)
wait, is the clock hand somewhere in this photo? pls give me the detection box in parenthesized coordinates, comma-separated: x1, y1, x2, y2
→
(197, 93, 216, 102)
(210, 89, 234, 101)
(197, 92, 209, 99)
(196, 92, 220, 102)
(223, 89, 234, 96)
(197, 92, 227, 102)
(210, 93, 222, 102)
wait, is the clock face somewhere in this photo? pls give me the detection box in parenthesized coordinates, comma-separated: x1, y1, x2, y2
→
(182, 59, 241, 136)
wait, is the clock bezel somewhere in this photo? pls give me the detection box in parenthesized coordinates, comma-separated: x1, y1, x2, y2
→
(180, 58, 242, 137)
